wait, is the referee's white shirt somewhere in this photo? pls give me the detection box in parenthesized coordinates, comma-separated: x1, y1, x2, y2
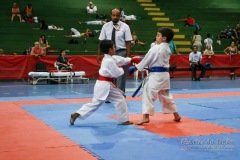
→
(98, 21, 132, 50)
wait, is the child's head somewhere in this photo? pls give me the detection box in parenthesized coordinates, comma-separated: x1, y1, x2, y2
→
(156, 27, 174, 43)
(192, 46, 198, 53)
(206, 45, 211, 50)
(100, 40, 115, 55)
(59, 50, 66, 57)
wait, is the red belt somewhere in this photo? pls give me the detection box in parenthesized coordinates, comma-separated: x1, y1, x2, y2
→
(98, 75, 114, 82)
(98, 75, 116, 86)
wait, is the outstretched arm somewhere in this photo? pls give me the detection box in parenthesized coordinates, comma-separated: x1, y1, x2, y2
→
(178, 18, 186, 22)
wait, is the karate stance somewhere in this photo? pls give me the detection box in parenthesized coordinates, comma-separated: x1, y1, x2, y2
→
(128, 27, 181, 125)
(70, 40, 141, 125)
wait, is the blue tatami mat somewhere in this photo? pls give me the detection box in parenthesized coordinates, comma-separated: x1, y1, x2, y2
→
(2, 78, 240, 160)
(22, 95, 240, 160)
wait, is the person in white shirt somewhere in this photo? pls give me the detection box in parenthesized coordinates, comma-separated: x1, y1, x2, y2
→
(86, 2, 97, 13)
(70, 40, 141, 125)
(97, 8, 132, 94)
(204, 33, 213, 50)
(189, 46, 206, 81)
(191, 31, 202, 51)
(128, 27, 181, 125)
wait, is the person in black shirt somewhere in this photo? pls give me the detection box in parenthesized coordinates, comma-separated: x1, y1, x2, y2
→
(56, 50, 72, 71)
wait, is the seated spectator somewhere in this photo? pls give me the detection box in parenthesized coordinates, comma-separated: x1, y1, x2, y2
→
(232, 21, 240, 46)
(0, 49, 5, 56)
(191, 31, 202, 52)
(11, 3, 22, 22)
(86, 2, 97, 14)
(203, 45, 214, 59)
(189, 46, 206, 81)
(78, 20, 107, 25)
(169, 40, 181, 55)
(178, 15, 200, 31)
(224, 41, 238, 55)
(65, 28, 94, 37)
(224, 25, 234, 39)
(30, 42, 45, 58)
(24, 3, 33, 22)
(204, 33, 213, 50)
(56, 50, 72, 71)
(39, 35, 50, 55)
(131, 31, 146, 48)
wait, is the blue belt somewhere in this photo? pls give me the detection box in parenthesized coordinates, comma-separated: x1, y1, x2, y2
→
(132, 83, 142, 98)
(132, 67, 169, 98)
(150, 67, 169, 72)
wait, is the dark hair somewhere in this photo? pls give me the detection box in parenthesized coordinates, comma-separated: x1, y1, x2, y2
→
(207, 33, 211, 38)
(158, 27, 174, 42)
(59, 50, 65, 57)
(100, 40, 113, 54)
(194, 31, 198, 35)
(193, 45, 198, 49)
(40, 35, 46, 44)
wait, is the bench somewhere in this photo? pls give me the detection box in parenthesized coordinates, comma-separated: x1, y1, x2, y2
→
(171, 66, 240, 80)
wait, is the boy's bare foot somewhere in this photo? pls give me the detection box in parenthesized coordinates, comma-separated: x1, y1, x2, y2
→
(173, 112, 181, 122)
(121, 121, 133, 125)
(137, 119, 150, 125)
(173, 116, 181, 122)
(70, 113, 80, 125)
(137, 114, 150, 125)
(78, 21, 82, 25)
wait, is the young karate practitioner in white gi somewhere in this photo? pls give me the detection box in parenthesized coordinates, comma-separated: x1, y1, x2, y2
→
(70, 40, 141, 125)
(128, 27, 181, 125)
